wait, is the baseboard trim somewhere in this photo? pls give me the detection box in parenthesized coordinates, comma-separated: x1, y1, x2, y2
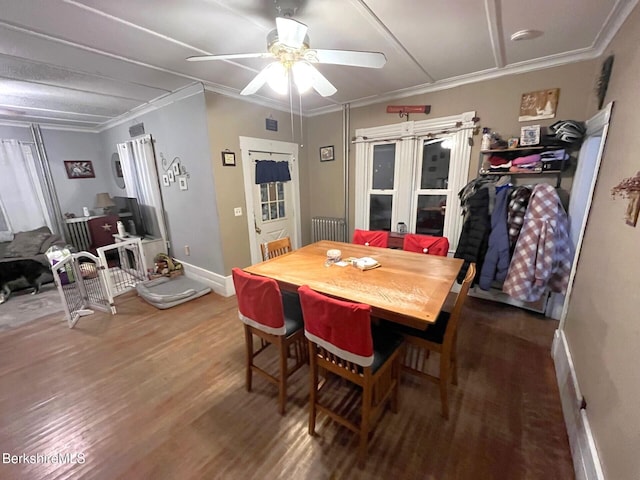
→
(552, 329, 605, 480)
(176, 260, 234, 297)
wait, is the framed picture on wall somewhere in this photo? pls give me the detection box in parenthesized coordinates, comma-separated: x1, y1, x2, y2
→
(320, 145, 334, 162)
(222, 151, 236, 167)
(64, 161, 95, 179)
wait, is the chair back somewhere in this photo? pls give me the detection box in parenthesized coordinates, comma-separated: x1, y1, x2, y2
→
(232, 268, 285, 335)
(352, 229, 389, 248)
(261, 237, 292, 261)
(87, 215, 120, 249)
(402, 233, 449, 256)
(442, 263, 475, 346)
(298, 285, 374, 367)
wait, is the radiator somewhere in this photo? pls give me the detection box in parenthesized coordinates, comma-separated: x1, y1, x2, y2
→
(311, 217, 347, 242)
(64, 217, 92, 251)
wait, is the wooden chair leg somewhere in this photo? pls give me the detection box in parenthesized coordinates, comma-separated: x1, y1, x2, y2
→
(244, 326, 253, 392)
(451, 350, 458, 386)
(358, 375, 372, 468)
(308, 343, 318, 435)
(391, 355, 400, 414)
(439, 358, 450, 420)
(278, 339, 288, 415)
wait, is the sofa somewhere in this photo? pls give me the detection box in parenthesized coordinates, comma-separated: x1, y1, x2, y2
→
(0, 226, 66, 289)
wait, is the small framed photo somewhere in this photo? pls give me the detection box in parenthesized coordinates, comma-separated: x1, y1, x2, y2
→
(167, 170, 175, 183)
(64, 161, 95, 179)
(320, 145, 334, 162)
(508, 137, 519, 149)
(179, 177, 188, 191)
(520, 125, 541, 146)
(172, 162, 181, 176)
(222, 151, 236, 167)
(162, 174, 170, 187)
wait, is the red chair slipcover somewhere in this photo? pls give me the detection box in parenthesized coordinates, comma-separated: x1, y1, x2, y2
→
(232, 267, 285, 335)
(298, 285, 373, 367)
(352, 229, 389, 248)
(402, 234, 449, 256)
(87, 215, 120, 251)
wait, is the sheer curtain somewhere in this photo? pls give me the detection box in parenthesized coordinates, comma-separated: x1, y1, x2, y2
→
(116, 135, 168, 243)
(0, 139, 53, 241)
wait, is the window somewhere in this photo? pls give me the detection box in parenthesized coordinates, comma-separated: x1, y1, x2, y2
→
(354, 112, 476, 251)
(260, 182, 286, 221)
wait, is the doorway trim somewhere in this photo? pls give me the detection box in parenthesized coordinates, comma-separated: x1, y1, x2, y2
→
(239, 136, 301, 264)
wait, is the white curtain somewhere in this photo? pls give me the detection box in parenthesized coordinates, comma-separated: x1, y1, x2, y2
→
(116, 135, 168, 242)
(0, 139, 53, 241)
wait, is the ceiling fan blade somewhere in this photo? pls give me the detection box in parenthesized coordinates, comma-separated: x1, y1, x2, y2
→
(187, 52, 274, 62)
(276, 17, 308, 49)
(307, 64, 337, 97)
(307, 49, 386, 68)
(240, 63, 275, 96)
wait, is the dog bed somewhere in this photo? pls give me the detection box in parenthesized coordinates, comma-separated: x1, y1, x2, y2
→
(136, 276, 211, 309)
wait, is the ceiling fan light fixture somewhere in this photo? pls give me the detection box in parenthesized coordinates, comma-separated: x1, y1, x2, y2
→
(266, 62, 289, 95)
(292, 61, 313, 93)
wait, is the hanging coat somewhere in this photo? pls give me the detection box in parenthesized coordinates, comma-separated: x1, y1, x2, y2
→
(503, 183, 572, 302)
(479, 186, 512, 290)
(454, 187, 490, 284)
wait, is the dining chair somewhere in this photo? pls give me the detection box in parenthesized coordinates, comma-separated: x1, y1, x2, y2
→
(87, 214, 120, 254)
(297, 285, 404, 467)
(402, 233, 450, 256)
(352, 229, 389, 248)
(396, 263, 475, 419)
(231, 267, 307, 415)
(260, 236, 292, 261)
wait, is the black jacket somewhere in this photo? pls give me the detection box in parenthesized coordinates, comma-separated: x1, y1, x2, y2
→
(454, 187, 491, 284)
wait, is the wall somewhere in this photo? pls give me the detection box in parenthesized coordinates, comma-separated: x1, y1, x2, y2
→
(204, 91, 306, 274)
(306, 110, 345, 223)
(306, 61, 599, 235)
(0, 124, 32, 142)
(563, 5, 640, 479)
(40, 128, 108, 216)
(100, 86, 225, 274)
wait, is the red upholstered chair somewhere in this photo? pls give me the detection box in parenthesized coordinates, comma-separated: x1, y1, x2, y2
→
(298, 285, 403, 467)
(352, 229, 389, 248)
(86, 215, 120, 253)
(231, 268, 306, 415)
(402, 233, 450, 256)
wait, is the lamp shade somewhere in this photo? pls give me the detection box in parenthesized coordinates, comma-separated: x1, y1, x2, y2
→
(95, 192, 115, 208)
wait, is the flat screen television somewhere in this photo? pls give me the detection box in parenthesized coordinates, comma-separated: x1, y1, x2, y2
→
(112, 196, 148, 238)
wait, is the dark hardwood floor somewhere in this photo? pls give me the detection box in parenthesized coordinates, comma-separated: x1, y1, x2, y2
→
(0, 289, 574, 479)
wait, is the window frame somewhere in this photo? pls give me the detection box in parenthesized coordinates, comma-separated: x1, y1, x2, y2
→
(354, 111, 476, 252)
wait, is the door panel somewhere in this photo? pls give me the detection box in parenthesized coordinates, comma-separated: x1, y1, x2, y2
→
(252, 152, 295, 250)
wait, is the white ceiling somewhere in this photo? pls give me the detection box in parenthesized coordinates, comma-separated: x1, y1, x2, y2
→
(0, 0, 637, 130)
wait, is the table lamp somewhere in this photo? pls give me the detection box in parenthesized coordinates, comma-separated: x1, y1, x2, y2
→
(95, 192, 115, 214)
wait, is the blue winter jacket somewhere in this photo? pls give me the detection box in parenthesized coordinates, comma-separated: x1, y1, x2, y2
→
(479, 187, 512, 290)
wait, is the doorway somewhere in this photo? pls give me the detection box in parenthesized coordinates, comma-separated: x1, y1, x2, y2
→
(240, 136, 301, 264)
(548, 102, 613, 322)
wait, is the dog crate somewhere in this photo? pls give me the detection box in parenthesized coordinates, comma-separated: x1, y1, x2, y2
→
(51, 238, 148, 328)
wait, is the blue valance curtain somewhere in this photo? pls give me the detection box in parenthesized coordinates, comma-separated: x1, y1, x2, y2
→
(255, 160, 291, 184)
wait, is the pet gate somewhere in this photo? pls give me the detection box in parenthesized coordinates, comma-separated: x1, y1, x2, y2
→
(51, 238, 148, 328)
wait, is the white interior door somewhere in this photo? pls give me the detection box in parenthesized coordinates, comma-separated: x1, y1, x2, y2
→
(252, 152, 296, 249)
(240, 137, 301, 265)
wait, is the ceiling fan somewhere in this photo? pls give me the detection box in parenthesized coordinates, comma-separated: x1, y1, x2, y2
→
(186, 16, 386, 97)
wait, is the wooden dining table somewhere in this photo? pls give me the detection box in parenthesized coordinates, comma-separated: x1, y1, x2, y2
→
(243, 240, 464, 330)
